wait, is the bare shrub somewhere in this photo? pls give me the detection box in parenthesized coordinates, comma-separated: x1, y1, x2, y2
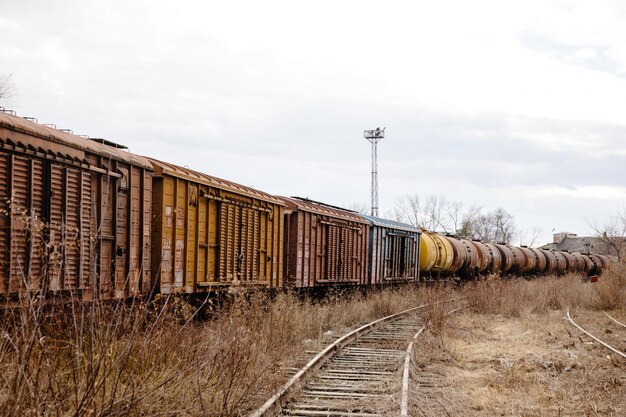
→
(423, 284, 449, 338)
(466, 266, 626, 318)
(0, 276, 435, 415)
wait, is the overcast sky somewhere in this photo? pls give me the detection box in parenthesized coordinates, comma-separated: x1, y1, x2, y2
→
(2, 0, 625, 246)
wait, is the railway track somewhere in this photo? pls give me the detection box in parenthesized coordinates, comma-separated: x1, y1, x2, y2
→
(566, 309, 626, 360)
(252, 301, 462, 417)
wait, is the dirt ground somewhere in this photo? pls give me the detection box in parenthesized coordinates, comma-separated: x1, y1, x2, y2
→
(410, 309, 626, 417)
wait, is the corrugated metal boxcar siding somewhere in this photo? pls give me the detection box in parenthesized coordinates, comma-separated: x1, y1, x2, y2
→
(0, 115, 154, 300)
(284, 208, 368, 288)
(368, 225, 419, 285)
(0, 155, 7, 292)
(9, 156, 28, 290)
(0, 152, 152, 299)
(152, 172, 283, 293)
(0, 153, 90, 294)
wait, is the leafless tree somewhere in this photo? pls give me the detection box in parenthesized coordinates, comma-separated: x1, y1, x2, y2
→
(387, 194, 449, 231)
(346, 202, 368, 214)
(454, 204, 482, 239)
(386, 194, 422, 227)
(519, 226, 543, 248)
(389, 194, 517, 243)
(0, 74, 14, 104)
(589, 208, 626, 262)
(462, 207, 516, 244)
(423, 195, 448, 232)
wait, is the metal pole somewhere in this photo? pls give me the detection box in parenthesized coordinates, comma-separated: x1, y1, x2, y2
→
(371, 140, 378, 217)
(364, 128, 385, 218)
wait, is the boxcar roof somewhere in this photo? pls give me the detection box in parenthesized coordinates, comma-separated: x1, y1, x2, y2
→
(0, 112, 151, 168)
(278, 196, 369, 224)
(359, 214, 421, 234)
(148, 157, 283, 205)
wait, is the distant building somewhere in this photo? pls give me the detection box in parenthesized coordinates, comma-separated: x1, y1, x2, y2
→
(539, 231, 624, 257)
(552, 231, 577, 244)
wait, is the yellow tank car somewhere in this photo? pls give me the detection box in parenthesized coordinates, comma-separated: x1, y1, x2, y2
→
(419, 231, 437, 272)
(420, 231, 455, 274)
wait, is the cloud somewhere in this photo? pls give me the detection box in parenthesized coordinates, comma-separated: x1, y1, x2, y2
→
(1, 0, 626, 247)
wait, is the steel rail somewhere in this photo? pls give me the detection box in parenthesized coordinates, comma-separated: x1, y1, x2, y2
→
(400, 306, 465, 416)
(605, 312, 626, 329)
(400, 327, 425, 416)
(566, 309, 626, 360)
(250, 303, 430, 417)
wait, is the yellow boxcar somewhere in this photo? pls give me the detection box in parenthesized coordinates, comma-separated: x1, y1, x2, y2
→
(149, 159, 284, 293)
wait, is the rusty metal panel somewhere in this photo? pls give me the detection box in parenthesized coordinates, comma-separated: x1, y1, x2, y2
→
(279, 197, 368, 287)
(219, 203, 235, 281)
(48, 163, 65, 290)
(553, 251, 567, 274)
(469, 241, 490, 273)
(494, 244, 514, 274)
(174, 178, 186, 289)
(561, 251, 576, 272)
(518, 247, 536, 274)
(369, 226, 382, 284)
(196, 190, 207, 285)
(147, 158, 281, 205)
(28, 159, 44, 289)
(0, 153, 7, 293)
(589, 254, 608, 275)
(529, 248, 547, 274)
(1, 116, 154, 300)
(98, 171, 115, 296)
(150, 160, 283, 292)
(207, 199, 218, 282)
(79, 171, 93, 289)
(360, 215, 420, 284)
(141, 171, 152, 293)
(443, 236, 467, 274)
(540, 249, 558, 275)
(1, 151, 96, 296)
(158, 175, 175, 292)
(64, 167, 81, 289)
(185, 183, 197, 292)
(150, 176, 166, 292)
(570, 253, 584, 272)
(589, 255, 601, 274)
(9, 156, 27, 291)
(0, 112, 152, 169)
(508, 246, 525, 274)
(483, 243, 502, 273)
(458, 238, 479, 276)
(127, 166, 141, 294)
(576, 253, 591, 272)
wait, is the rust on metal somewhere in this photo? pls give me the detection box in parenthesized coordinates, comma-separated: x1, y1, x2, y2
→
(149, 158, 284, 292)
(443, 236, 468, 274)
(0, 112, 153, 299)
(279, 196, 369, 287)
(360, 214, 420, 284)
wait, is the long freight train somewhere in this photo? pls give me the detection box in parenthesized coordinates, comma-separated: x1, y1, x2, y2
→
(0, 112, 610, 300)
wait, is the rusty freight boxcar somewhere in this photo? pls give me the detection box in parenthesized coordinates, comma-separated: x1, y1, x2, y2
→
(149, 159, 284, 293)
(280, 197, 369, 287)
(360, 214, 420, 285)
(0, 111, 153, 299)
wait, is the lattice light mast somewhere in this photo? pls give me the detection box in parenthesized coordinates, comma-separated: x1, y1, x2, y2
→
(364, 127, 385, 217)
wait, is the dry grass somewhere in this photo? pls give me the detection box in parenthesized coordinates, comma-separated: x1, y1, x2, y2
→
(409, 263, 626, 417)
(465, 264, 626, 317)
(0, 284, 431, 416)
